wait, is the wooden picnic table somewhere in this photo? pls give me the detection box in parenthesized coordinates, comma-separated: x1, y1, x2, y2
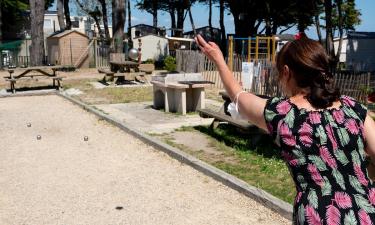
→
(4, 66, 65, 93)
(106, 61, 149, 84)
(109, 61, 140, 72)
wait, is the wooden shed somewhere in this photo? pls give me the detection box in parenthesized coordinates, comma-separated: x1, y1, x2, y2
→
(47, 30, 90, 68)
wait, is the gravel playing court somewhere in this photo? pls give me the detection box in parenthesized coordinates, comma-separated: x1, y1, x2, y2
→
(0, 95, 290, 225)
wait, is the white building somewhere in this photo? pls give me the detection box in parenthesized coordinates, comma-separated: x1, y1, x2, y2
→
(334, 31, 375, 71)
(133, 34, 169, 61)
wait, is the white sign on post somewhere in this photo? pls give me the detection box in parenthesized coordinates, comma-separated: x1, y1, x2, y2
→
(242, 62, 254, 90)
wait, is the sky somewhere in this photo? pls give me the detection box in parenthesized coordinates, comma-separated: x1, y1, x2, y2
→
(68, 0, 374, 39)
(128, 0, 374, 39)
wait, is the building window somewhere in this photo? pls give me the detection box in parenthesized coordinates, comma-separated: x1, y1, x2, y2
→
(72, 21, 79, 28)
(135, 30, 141, 37)
(44, 19, 53, 29)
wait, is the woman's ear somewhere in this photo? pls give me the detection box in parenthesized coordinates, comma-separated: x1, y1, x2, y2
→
(283, 65, 292, 81)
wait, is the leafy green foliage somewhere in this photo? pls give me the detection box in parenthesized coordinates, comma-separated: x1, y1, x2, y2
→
(163, 56, 177, 72)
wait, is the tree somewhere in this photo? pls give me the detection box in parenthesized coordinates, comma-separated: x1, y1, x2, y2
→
(75, 0, 111, 40)
(64, 0, 72, 30)
(0, 0, 29, 40)
(317, 0, 361, 66)
(30, 0, 46, 66)
(57, 0, 66, 30)
(136, 0, 158, 27)
(137, 0, 198, 37)
(98, 0, 111, 40)
(112, 0, 126, 52)
(219, 0, 226, 53)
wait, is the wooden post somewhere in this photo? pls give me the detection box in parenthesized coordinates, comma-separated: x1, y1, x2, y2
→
(248, 37, 251, 62)
(138, 38, 142, 64)
(228, 36, 233, 71)
(70, 38, 73, 66)
(267, 37, 271, 61)
(255, 36, 259, 62)
(272, 36, 277, 62)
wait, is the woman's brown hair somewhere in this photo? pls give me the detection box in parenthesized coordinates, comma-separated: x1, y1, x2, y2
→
(276, 37, 340, 109)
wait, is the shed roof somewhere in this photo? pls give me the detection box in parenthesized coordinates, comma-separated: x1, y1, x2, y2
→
(48, 30, 88, 39)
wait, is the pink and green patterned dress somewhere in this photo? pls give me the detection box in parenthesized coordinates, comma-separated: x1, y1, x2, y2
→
(264, 95, 375, 225)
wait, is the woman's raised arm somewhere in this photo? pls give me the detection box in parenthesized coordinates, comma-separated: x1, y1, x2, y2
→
(195, 35, 268, 131)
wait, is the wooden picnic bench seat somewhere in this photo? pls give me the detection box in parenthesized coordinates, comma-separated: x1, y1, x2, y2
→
(139, 64, 155, 74)
(5, 76, 65, 93)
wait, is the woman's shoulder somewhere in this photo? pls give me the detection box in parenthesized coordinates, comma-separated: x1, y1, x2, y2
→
(340, 95, 368, 121)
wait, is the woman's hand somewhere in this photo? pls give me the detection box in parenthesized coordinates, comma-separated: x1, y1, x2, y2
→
(195, 35, 225, 66)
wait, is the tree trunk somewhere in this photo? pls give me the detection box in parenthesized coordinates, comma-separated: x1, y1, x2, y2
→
(315, 14, 323, 44)
(93, 14, 105, 39)
(219, 0, 226, 54)
(30, 0, 46, 66)
(112, 0, 125, 53)
(233, 14, 257, 37)
(63, 0, 72, 30)
(208, 0, 213, 38)
(152, 0, 158, 27)
(57, 0, 66, 30)
(324, 0, 335, 62)
(0, 0, 2, 43)
(99, 0, 111, 41)
(175, 5, 184, 37)
(334, 0, 344, 66)
(169, 9, 176, 36)
(188, 7, 196, 36)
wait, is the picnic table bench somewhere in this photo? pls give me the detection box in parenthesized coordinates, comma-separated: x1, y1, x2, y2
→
(4, 66, 65, 93)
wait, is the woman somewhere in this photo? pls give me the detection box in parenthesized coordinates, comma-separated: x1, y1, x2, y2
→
(195, 35, 375, 224)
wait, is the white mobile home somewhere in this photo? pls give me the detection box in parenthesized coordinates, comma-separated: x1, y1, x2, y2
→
(133, 34, 169, 61)
(334, 31, 375, 71)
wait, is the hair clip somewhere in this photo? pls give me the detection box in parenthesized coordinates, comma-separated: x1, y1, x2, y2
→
(321, 72, 330, 81)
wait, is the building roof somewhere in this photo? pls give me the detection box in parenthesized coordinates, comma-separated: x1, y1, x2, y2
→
(131, 24, 163, 30)
(133, 34, 167, 39)
(347, 31, 375, 39)
(184, 26, 221, 35)
(48, 30, 88, 39)
(334, 31, 375, 41)
(167, 37, 195, 42)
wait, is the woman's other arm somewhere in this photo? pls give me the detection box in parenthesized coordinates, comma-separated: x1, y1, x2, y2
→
(195, 35, 268, 131)
(365, 115, 375, 159)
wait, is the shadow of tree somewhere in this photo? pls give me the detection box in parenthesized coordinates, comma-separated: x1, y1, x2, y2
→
(193, 124, 282, 160)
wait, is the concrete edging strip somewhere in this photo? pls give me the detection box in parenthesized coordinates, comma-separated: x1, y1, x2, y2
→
(58, 92, 293, 220)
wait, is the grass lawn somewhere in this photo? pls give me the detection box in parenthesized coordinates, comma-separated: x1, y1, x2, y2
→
(159, 125, 295, 204)
(62, 79, 154, 105)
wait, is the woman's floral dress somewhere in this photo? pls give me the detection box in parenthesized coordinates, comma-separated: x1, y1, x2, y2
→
(264, 95, 375, 225)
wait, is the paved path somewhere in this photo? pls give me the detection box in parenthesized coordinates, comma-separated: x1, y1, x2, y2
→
(0, 95, 290, 224)
(95, 101, 216, 134)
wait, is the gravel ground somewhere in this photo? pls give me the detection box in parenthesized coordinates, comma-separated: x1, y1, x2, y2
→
(0, 95, 290, 225)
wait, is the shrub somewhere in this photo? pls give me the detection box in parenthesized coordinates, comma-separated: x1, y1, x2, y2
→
(163, 56, 177, 72)
(144, 58, 155, 64)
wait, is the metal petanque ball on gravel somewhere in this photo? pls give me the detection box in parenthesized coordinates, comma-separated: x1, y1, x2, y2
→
(84, 136, 89, 141)
(27, 123, 31, 127)
(37, 135, 41, 140)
